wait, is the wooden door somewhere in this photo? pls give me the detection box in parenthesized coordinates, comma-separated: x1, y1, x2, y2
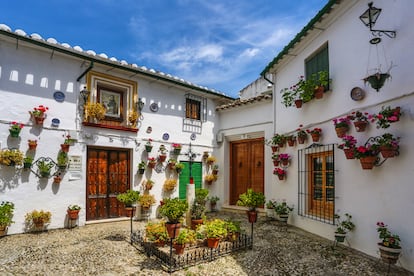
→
(230, 138, 264, 205)
(86, 147, 130, 220)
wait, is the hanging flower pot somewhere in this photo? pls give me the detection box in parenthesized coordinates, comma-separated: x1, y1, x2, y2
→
(28, 140, 38, 150)
(343, 148, 355, 159)
(311, 133, 320, 142)
(147, 160, 156, 169)
(60, 144, 70, 153)
(34, 116, 46, 125)
(53, 175, 62, 184)
(364, 73, 390, 92)
(335, 126, 349, 138)
(158, 154, 167, 163)
(273, 160, 280, 166)
(359, 156, 377, 170)
(294, 99, 303, 108)
(9, 128, 21, 137)
(297, 136, 306, 144)
(379, 146, 397, 158)
(271, 146, 279, 153)
(278, 174, 285, 181)
(353, 121, 368, 132)
(287, 137, 295, 147)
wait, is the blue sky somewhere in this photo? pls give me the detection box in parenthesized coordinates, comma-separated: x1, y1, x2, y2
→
(2, 0, 327, 98)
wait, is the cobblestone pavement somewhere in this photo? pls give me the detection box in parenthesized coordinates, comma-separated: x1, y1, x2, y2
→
(0, 212, 412, 276)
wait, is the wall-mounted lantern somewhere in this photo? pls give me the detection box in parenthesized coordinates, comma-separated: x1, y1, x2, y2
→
(359, 2, 396, 42)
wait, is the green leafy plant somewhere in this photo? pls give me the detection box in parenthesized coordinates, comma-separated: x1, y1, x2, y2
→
(57, 152, 68, 167)
(208, 196, 219, 204)
(205, 219, 228, 239)
(334, 213, 355, 234)
(274, 201, 293, 216)
(0, 201, 15, 227)
(236, 189, 265, 211)
(116, 189, 140, 207)
(0, 149, 24, 166)
(139, 193, 156, 209)
(25, 210, 51, 225)
(145, 221, 169, 243)
(37, 159, 55, 176)
(159, 198, 188, 224)
(174, 228, 196, 245)
(376, 221, 401, 248)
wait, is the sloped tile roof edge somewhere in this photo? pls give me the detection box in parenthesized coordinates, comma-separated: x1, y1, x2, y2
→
(261, 0, 341, 76)
(216, 93, 272, 111)
(0, 24, 235, 100)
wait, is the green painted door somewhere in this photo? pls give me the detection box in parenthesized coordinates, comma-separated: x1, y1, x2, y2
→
(178, 161, 202, 199)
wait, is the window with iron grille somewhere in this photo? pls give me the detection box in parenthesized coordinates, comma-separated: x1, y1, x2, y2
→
(183, 94, 206, 133)
(298, 143, 335, 225)
(305, 43, 329, 78)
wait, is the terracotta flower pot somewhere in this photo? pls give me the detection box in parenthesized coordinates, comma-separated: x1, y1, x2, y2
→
(174, 243, 186, 255)
(273, 160, 280, 166)
(191, 219, 203, 230)
(343, 148, 355, 159)
(353, 121, 368, 132)
(287, 138, 295, 147)
(335, 126, 348, 138)
(247, 210, 257, 223)
(125, 207, 135, 217)
(147, 162, 156, 169)
(28, 142, 37, 150)
(158, 155, 167, 162)
(271, 146, 279, 153)
(67, 209, 80, 220)
(311, 133, 320, 142)
(379, 146, 397, 158)
(278, 174, 285, 181)
(294, 99, 303, 108)
(297, 136, 306, 144)
(34, 116, 45, 125)
(359, 156, 377, 170)
(207, 237, 220, 249)
(60, 144, 70, 153)
(165, 222, 181, 239)
(314, 86, 325, 99)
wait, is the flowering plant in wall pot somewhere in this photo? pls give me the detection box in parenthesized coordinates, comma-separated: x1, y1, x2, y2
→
(376, 221, 402, 264)
(9, 122, 24, 137)
(273, 168, 286, 180)
(373, 106, 402, 129)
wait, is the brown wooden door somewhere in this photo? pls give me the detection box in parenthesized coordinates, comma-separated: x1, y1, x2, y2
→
(230, 138, 264, 205)
(86, 147, 130, 220)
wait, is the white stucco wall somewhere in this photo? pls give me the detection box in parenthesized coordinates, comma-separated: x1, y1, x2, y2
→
(269, 0, 414, 271)
(0, 34, 223, 234)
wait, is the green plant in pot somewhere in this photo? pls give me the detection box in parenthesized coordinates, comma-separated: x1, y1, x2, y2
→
(334, 213, 355, 243)
(236, 189, 265, 223)
(0, 201, 15, 236)
(208, 196, 220, 212)
(173, 228, 196, 254)
(116, 189, 140, 217)
(191, 188, 209, 228)
(174, 162, 185, 174)
(37, 158, 55, 177)
(145, 221, 169, 245)
(57, 151, 69, 170)
(225, 219, 241, 241)
(274, 201, 293, 222)
(205, 219, 228, 248)
(159, 197, 188, 238)
(23, 156, 34, 169)
(137, 161, 146, 174)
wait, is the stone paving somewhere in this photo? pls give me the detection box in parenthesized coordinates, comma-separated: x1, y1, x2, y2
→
(0, 211, 412, 275)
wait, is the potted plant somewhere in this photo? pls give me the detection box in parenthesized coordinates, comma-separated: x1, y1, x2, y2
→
(296, 125, 308, 144)
(270, 133, 286, 147)
(225, 219, 242, 241)
(175, 162, 185, 174)
(274, 201, 293, 222)
(57, 151, 69, 170)
(204, 174, 217, 185)
(173, 228, 196, 254)
(273, 168, 286, 181)
(25, 209, 51, 230)
(376, 133, 399, 158)
(138, 161, 146, 174)
(373, 106, 402, 129)
(376, 221, 402, 264)
(236, 188, 265, 223)
(333, 116, 352, 138)
(163, 178, 177, 192)
(212, 164, 219, 175)
(364, 71, 391, 92)
(28, 139, 38, 150)
(278, 153, 290, 166)
(280, 79, 303, 108)
(60, 135, 73, 153)
(36, 158, 55, 177)
(0, 201, 15, 237)
(205, 219, 228, 248)
(143, 179, 154, 191)
(172, 143, 182, 155)
(354, 144, 379, 170)
(306, 128, 322, 142)
(337, 135, 357, 159)
(265, 200, 276, 219)
(139, 193, 156, 211)
(84, 102, 106, 123)
(349, 111, 372, 132)
(116, 189, 140, 217)
(23, 156, 34, 169)
(286, 135, 296, 147)
(313, 70, 329, 98)
(29, 105, 49, 124)
(208, 196, 219, 212)
(147, 157, 157, 169)
(67, 204, 81, 220)
(53, 173, 62, 184)
(158, 145, 168, 162)
(167, 158, 176, 170)
(159, 197, 188, 238)
(145, 139, 153, 152)
(334, 213, 355, 243)
(9, 122, 24, 137)
(145, 221, 169, 246)
(190, 188, 209, 229)
(0, 148, 24, 166)
(206, 155, 216, 165)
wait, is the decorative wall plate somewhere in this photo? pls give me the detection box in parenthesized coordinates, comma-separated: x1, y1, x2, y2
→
(146, 126, 152, 133)
(53, 91, 65, 102)
(150, 103, 159, 112)
(350, 87, 365, 101)
(51, 118, 60, 127)
(190, 133, 196, 140)
(162, 133, 169, 141)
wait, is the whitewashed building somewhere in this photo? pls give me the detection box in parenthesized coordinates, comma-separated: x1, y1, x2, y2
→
(258, 0, 414, 272)
(0, 24, 233, 234)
